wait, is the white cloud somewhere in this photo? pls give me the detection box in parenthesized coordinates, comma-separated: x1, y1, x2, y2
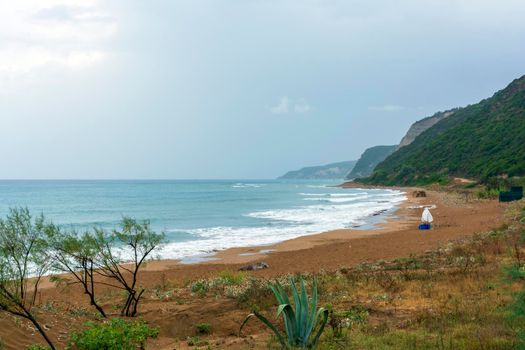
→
(270, 96, 311, 114)
(368, 104, 405, 112)
(0, 0, 116, 87)
(294, 98, 311, 114)
(270, 96, 290, 114)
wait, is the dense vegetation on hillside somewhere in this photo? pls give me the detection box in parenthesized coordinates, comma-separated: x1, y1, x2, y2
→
(279, 160, 356, 179)
(345, 145, 396, 179)
(363, 76, 525, 185)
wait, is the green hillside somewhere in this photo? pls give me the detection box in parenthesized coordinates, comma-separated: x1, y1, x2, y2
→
(345, 145, 397, 179)
(363, 75, 525, 185)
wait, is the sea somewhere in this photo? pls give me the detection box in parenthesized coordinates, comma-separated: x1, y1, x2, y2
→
(0, 180, 406, 262)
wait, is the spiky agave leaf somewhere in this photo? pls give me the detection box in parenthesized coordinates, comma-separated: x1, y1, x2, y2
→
(271, 281, 297, 344)
(240, 277, 329, 349)
(308, 307, 329, 348)
(304, 278, 318, 343)
(239, 312, 288, 349)
(298, 278, 310, 344)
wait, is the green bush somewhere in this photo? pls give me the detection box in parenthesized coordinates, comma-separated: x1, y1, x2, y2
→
(196, 322, 211, 334)
(68, 318, 159, 350)
(26, 345, 50, 350)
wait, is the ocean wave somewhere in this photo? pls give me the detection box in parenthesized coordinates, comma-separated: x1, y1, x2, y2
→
(232, 183, 265, 188)
(302, 195, 370, 203)
(157, 189, 407, 260)
(298, 192, 368, 197)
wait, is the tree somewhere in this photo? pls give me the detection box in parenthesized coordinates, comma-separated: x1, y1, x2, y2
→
(47, 229, 107, 318)
(90, 218, 165, 317)
(0, 208, 56, 350)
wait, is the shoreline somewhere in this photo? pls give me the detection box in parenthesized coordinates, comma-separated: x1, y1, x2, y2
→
(36, 186, 505, 281)
(145, 186, 416, 270)
(142, 186, 504, 280)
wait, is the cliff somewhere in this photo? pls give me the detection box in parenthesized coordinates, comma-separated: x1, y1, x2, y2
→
(397, 109, 458, 149)
(278, 160, 357, 180)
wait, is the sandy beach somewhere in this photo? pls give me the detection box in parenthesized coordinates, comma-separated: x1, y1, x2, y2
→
(0, 187, 506, 349)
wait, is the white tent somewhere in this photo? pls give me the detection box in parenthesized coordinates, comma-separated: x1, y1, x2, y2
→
(421, 208, 433, 223)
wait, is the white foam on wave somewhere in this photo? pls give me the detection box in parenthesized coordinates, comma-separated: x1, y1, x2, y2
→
(302, 195, 370, 203)
(232, 183, 265, 188)
(329, 192, 368, 197)
(157, 190, 407, 260)
(299, 192, 368, 197)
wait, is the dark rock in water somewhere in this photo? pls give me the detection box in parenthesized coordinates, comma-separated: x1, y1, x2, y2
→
(239, 262, 269, 271)
(373, 209, 388, 216)
(413, 190, 427, 197)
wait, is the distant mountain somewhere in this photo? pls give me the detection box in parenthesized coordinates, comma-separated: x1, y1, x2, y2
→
(397, 108, 459, 149)
(345, 145, 397, 180)
(279, 160, 357, 179)
(363, 75, 525, 185)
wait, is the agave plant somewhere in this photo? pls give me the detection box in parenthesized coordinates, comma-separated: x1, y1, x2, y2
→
(240, 277, 329, 349)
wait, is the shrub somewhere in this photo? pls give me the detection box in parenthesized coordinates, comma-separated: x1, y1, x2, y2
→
(217, 270, 246, 285)
(186, 336, 208, 347)
(68, 318, 159, 350)
(0, 208, 57, 349)
(196, 322, 211, 334)
(87, 218, 166, 317)
(46, 229, 107, 318)
(26, 345, 50, 350)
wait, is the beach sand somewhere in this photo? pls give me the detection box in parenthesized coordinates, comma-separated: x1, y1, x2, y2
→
(0, 188, 506, 349)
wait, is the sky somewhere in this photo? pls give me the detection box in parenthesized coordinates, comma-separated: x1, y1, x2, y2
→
(1, 0, 525, 179)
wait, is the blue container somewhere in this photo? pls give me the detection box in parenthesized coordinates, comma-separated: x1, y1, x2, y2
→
(418, 223, 431, 230)
(499, 186, 523, 202)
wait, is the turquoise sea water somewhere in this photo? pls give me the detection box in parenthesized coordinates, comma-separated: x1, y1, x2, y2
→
(0, 180, 406, 261)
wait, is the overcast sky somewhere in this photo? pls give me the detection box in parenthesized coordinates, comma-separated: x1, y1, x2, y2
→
(1, 0, 524, 179)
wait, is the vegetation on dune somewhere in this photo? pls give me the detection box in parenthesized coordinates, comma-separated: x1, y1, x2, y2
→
(240, 277, 329, 349)
(362, 75, 525, 185)
(68, 318, 159, 350)
(86, 218, 165, 317)
(48, 217, 165, 318)
(0, 208, 165, 349)
(0, 208, 57, 349)
(26, 345, 50, 350)
(47, 229, 108, 318)
(196, 322, 212, 334)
